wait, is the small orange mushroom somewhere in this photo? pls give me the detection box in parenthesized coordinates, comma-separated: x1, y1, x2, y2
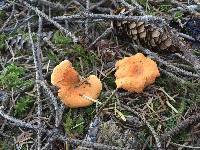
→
(51, 60, 102, 108)
(115, 53, 160, 93)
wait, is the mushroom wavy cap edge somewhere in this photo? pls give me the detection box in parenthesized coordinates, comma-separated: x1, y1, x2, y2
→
(115, 53, 160, 93)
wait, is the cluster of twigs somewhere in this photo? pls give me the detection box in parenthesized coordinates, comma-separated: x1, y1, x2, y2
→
(0, 0, 200, 149)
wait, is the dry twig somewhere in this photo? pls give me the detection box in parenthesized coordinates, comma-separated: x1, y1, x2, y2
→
(162, 113, 200, 140)
(23, 1, 78, 42)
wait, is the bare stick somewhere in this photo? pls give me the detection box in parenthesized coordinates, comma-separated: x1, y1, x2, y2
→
(84, 116, 101, 142)
(28, 19, 43, 149)
(88, 27, 113, 48)
(144, 118, 163, 150)
(37, 16, 43, 150)
(53, 13, 163, 24)
(132, 44, 200, 78)
(36, 0, 65, 10)
(59, 135, 130, 150)
(120, 104, 162, 149)
(28, 24, 43, 79)
(170, 142, 200, 149)
(0, 2, 13, 11)
(161, 113, 200, 140)
(23, 1, 78, 42)
(38, 80, 60, 127)
(0, 4, 15, 32)
(178, 33, 195, 41)
(96, 89, 117, 116)
(0, 106, 39, 130)
(118, 0, 145, 15)
(85, 0, 90, 36)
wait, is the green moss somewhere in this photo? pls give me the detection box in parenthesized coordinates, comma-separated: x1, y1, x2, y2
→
(0, 10, 6, 19)
(159, 4, 171, 12)
(72, 44, 99, 71)
(47, 50, 59, 63)
(165, 116, 177, 131)
(0, 139, 13, 150)
(171, 131, 188, 143)
(147, 9, 157, 16)
(0, 64, 33, 90)
(15, 29, 37, 43)
(137, 0, 148, 7)
(0, 64, 24, 89)
(103, 76, 116, 89)
(163, 99, 188, 132)
(138, 130, 154, 150)
(173, 11, 183, 21)
(156, 75, 200, 101)
(63, 110, 73, 135)
(84, 106, 96, 115)
(156, 75, 182, 94)
(177, 99, 186, 115)
(73, 44, 96, 63)
(0, 33, 7, 51)
(71, 115, 85, 134)
(63, 110, 85, 136)
(52, 31, 72, 45)
(14, 96, 34, 117)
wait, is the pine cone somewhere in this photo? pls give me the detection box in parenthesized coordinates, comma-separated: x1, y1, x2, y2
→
(113, 8, 186, 53)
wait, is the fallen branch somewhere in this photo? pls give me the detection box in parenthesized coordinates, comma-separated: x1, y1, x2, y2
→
(88, 27, 113, 49)
(119, 104, 162, 149)
(22, 1, 78, 42)
(35, 0, 65, 10)
(28, 19, 44, 149)
(53, 13, 164, 24)
(132, 44, 200, 78)
(38, 80, 61, 127)
(159, 68, 186, 84)
(118, 0, 145, 15)
(0, 4, 15, 32)
(59, 135, 131, 150)
(96, 89, 117, 116)
(161, 113, 200, 140)
(0, 106, 39, 130)
(170, 142, 200, 149)
(144, 118, 163, 150)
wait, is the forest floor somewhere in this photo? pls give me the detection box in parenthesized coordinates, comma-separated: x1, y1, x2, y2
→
(0, 0, 200, 150)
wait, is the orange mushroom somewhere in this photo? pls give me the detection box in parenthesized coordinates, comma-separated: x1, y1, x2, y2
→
(51, 60, 102, 108)
(115, 53, 160, 93)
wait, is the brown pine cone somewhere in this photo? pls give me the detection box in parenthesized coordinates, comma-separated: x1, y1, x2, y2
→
(113, 8, 187, 53)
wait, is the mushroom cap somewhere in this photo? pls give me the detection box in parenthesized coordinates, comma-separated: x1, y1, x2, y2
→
(51, 60, 102, 108)
(58, 75, 102, 108)
(115, 53, 160, 93)
(51, 60, 80, 88)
